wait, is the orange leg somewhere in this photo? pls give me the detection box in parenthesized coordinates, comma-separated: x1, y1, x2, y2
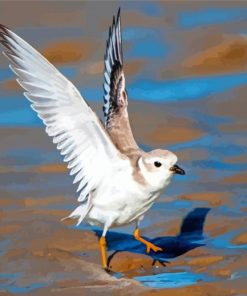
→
(99, 236, 108, 270)
(134, 228, 162, 253)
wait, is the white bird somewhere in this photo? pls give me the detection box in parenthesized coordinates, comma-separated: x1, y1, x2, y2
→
(0, 9, 185, 270)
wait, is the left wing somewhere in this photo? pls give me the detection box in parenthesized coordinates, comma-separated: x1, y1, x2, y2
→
(103, 9, 140, 155)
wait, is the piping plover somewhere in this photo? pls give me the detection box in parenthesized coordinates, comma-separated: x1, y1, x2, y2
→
(0, 8, 185, 270)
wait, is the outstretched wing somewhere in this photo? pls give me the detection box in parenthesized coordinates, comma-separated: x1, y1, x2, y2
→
(103, 9, 140, 155)
(0, 25, 125, 204)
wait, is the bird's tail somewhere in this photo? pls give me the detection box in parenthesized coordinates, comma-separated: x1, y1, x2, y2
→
(61, 199, 92, 226)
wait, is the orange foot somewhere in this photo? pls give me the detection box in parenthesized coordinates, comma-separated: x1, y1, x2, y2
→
(145, 241, 163, 254)
(134, 228, 163, 254)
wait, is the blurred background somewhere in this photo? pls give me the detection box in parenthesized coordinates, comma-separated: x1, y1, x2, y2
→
(0, 1, 246, 295)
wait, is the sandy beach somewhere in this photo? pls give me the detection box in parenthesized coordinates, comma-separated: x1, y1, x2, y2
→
(0, 1, 247, 295)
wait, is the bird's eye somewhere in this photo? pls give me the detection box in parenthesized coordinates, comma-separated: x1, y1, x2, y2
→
(154, 161, 162, 168)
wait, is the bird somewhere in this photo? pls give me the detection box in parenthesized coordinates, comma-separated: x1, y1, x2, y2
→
(0, 8, 185, 270)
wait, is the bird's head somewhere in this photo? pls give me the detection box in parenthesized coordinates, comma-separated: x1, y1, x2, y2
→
(138, 149, 185, 189)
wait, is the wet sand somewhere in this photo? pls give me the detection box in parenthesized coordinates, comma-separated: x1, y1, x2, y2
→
(0, 98, 247, 295)
(0, 1, 247, 295)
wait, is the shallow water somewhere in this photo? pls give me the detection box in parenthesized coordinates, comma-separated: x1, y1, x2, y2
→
(0, 1, 247, 295)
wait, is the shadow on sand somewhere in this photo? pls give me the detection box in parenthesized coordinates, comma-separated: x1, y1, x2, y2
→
(94, 207, 211, 268)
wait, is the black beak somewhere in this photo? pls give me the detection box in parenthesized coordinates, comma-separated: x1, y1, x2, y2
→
(170, 164, 185, 175)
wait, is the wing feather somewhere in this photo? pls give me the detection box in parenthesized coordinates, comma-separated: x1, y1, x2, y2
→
(103, 9, 140, 155)
(0, 25, 125, 204)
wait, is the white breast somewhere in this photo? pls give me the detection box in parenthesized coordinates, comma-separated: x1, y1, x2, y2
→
(85, 160, 163, 227)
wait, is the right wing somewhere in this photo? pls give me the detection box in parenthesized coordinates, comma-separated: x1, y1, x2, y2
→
(103, 9, 140, 155)
(0, 24, 125, 203)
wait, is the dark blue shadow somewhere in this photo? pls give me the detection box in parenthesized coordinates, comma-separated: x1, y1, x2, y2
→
(94, 207, 210, 268)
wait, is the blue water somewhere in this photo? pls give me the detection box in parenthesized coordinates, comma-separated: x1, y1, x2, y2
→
(130, 72, 247, 102)
(179, 7, 247, 29)
(134, 270, 214, 289)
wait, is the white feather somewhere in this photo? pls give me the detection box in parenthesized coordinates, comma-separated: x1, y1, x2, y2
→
(2, 27, 125, 219)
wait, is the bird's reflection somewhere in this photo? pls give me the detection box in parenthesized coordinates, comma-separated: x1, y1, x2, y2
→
(94, 207, 210, 268)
